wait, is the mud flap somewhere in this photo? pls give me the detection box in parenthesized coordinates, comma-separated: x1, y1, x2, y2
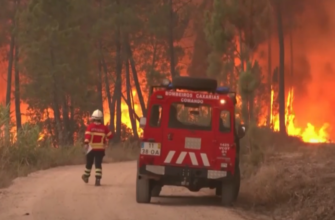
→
(151, 185, 162, 197)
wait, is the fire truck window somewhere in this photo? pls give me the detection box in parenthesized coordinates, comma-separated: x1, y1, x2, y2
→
(168, 103, 212, 131)
(149, 105, 162, 127)
(219, 110, 231, 132)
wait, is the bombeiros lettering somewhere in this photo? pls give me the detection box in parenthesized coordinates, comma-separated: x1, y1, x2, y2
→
(165, 91, 192, 98)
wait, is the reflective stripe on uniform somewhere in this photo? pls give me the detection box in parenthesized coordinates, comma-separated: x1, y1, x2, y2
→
(90, 143, 105, 150)
(95, 168, 102, 177)
(84, 169, 91, 177)
(86, 132, 106, 145)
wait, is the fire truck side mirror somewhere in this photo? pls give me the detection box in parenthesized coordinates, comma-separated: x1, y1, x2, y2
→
(139, 117, 147, 128)
(237, 124, 246, 139)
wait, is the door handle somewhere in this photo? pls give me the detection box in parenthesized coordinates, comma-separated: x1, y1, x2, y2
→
(168, 133, 173, 140)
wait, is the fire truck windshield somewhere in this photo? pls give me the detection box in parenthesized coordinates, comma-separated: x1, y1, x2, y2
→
(168, 102, 212, 131)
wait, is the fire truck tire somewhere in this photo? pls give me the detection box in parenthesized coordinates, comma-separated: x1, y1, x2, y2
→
(220, 180, 235, 206)
(151, 185, 162, 197)
(220, 162, 241, 205)
(172, 76, 217, 91)
(136, 175, 151, 203)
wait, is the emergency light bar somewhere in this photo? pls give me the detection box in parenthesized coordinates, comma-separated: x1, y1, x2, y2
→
(216, 86, 230, 94)
(161, 79, 171, 86)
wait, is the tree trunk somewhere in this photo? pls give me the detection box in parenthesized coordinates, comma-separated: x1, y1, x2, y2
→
(6, 35, 15, 108)
(99, 40, 115, 130)
(275, 0, 286, 134)
(125, 60, 138, 139)
(290, 27, 294, 79)
(187, 0, 211, 78)
(101, 57, 114, 131)
(168, 0, 176, 78)
(14, 43, 21, 131)
(248, 94, 254, 123)
(239, 31, 244, 72)
(266, 32, 272, 127)
(62, 96, 72, 145)
(50, 48, 62, 144)
(125, 40, 147, 116)
(97, 0, 104, 122)
(5, 35, 15, 143)
(114, 24, 122, 142)
(97, 60, 104, 122)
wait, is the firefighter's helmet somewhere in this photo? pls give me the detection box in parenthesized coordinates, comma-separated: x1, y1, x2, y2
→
(91, 109, 103, 120)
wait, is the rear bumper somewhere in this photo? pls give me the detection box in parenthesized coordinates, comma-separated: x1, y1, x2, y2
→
(138, 164, 229, 180)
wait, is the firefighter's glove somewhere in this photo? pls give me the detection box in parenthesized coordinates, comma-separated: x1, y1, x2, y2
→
(83, 144, 88, 153)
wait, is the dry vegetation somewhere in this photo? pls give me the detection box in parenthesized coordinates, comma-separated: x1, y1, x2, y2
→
(237, 126, 335, 220)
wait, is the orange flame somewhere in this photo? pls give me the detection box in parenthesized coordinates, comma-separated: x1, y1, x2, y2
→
(103, 90, 142, 132)
(271, 88, 330, 143)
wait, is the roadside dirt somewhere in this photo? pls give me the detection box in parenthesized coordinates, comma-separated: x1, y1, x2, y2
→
(0, 161, 250, 220)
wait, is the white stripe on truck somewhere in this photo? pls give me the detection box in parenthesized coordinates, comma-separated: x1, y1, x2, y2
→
(164, 150, 175, 163)
(164, 151, 210, 166)
(189, 152, 198, 165)
(200, 153, 210, 166)
(176, 151, 187, 164)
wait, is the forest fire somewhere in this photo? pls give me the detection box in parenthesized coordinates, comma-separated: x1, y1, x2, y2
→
(102, 90, 142, 131)
(270, 89, 330, 143)
(0, 0, 334, 145)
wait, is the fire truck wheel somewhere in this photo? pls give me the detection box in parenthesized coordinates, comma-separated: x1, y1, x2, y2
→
(220, 163, 241, 205)
(220, 180, 235, 206)
(136, 175, 151, 203)
(151, 185, 162, 197)
(172, 76, 217, 91)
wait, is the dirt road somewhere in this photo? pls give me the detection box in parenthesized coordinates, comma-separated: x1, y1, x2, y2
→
(0, 161, 246, 220)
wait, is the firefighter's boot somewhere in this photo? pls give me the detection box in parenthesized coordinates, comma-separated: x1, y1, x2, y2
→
(95, 178, 101, 186)
(82, 174, 89, 183)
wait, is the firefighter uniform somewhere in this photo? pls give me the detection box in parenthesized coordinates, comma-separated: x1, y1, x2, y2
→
(82, 109, 113, 186)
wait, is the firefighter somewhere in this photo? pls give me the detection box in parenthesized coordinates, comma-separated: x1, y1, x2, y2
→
(82, 109, 113, 186)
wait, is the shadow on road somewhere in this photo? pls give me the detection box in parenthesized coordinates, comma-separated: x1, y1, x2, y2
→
(151, 195, 222, 206)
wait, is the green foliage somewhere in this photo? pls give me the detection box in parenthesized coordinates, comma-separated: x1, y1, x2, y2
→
(239, 61, 260, 95)
(204, 0, 235, 79)
(18, 0, 95, 110)
(238, 61, 261, 124)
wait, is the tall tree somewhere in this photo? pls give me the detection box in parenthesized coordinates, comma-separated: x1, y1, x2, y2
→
(18, 0, 96, 144)
(274, 0, 286, 134)
(14, 43, 21, 131)
(125, 60, 138, 138)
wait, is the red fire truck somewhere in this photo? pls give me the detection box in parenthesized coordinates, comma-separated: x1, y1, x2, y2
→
(136, 76, 246, 206)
